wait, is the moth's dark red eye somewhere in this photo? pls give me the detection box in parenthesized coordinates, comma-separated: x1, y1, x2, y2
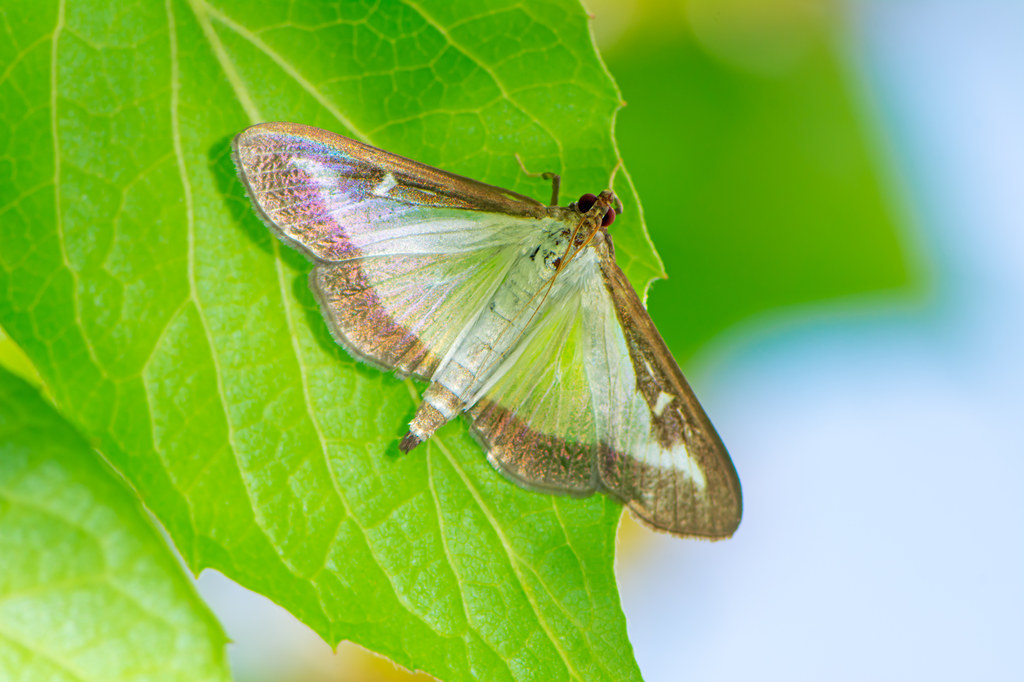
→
(577, 193, 598, 212)
(601, 209, 617, 227)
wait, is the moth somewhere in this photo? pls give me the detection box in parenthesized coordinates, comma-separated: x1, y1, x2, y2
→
(232, 122, 742, 538)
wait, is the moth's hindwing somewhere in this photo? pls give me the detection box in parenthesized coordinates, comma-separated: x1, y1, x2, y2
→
(468, 255, 602, 496)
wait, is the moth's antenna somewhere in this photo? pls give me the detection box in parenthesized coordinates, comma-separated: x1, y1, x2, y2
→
(608, 160, 625, 214)
(515, 153, 561, 206)
(608, 159, 623, 191)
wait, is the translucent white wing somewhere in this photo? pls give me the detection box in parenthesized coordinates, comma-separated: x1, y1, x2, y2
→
(469, 240, 742, 538)
(232, 122, 557, 379)
(468, 256, 601, 495)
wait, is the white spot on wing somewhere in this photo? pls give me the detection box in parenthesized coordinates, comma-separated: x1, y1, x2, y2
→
(575, 257, 710, 491)
(653, 391, 674, 416)
(632, 439, 707, 491)
(372, 172, 398, 197)
(670, 443, 707, 490)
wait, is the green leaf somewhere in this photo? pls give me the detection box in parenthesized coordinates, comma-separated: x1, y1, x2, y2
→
(0, 327, 41, 389)
(0, 368, 230, 682)
(0, 1, 646, 680)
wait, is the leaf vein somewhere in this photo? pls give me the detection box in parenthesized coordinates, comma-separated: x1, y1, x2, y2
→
(198, 0, 373, 143)
(187, 0, 457, 634)
(398, 0, 566, 167)
(426, 449, 512, 676)
(168, 0, 260, 557)
(430, 435, 583, 680)
(50, 0, 105, 382)
(0, 625, 91, 682)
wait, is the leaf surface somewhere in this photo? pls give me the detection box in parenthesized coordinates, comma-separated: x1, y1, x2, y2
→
(0, 369, 230, 682)
(0, 1, 647, 679)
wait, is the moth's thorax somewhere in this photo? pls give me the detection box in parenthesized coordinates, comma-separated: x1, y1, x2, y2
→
(589, 227, 614, 260)
(433, 223, 568, 385)
(411, 212, 603, 439)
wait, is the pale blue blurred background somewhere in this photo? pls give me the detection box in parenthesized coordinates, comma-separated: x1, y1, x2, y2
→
(197, 2, 1024, 680)
(620, 2, 1024, 680)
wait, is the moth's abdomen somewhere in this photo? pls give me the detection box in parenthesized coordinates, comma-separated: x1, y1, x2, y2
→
(402, 382, 462, 451)
(402, 245, 560, 449)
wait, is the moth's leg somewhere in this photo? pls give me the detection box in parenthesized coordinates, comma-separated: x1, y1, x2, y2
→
(515, 153, 560, 206)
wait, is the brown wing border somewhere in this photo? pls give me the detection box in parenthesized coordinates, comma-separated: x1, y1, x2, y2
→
(235, 122, 549, 218)
(595, 234, 743, 538)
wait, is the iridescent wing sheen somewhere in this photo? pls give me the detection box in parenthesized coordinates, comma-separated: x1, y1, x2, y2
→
(311, 246, 523, 378)
(469, 243, 742, 539)
(232, 122, 557, 379)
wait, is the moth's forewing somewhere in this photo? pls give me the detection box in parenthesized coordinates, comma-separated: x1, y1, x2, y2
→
(231, 123, 552, 378)
(232, 123, 546, 234)
(468, 231, 742, 539)
(595, 246, 742, 538)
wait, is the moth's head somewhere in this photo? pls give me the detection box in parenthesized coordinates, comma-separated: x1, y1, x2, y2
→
(574, 190, 623, 228)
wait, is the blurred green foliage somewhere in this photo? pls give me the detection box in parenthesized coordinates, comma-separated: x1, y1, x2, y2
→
(602, 3, 912, 361)
(0, 369, 231, 682)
